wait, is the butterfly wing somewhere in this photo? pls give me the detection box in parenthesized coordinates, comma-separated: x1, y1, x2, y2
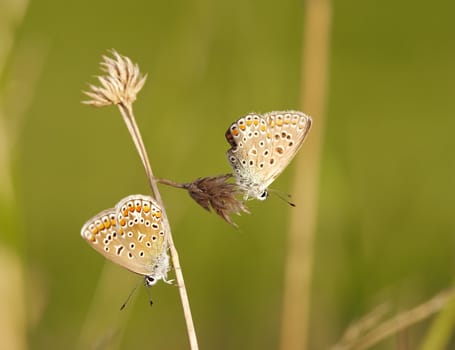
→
(81, 207, 125, 267)
(225, 111, 312, 198)
(260, 111, 312, 188)
(80, 195, 169, 278)
(226, 113, 272, 197)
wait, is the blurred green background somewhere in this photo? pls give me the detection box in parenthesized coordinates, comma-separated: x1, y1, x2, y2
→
(1, 0, 454, 349)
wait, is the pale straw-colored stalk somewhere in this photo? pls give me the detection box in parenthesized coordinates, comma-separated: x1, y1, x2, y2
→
(330, 288, 455, 350)
(279, 0, 332, 349)
(83, 50, 198, 350)
(419, 289, 455, 350)
(0, 1, 47, 349)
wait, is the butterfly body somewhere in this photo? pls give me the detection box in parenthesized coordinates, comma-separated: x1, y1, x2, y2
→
(81, 195, 170, 286)
(225, 111, 312, 200)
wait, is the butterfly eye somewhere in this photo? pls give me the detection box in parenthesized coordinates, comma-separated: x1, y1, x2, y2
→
(258, 190, 268, 201)
(145, 276, 157, 286)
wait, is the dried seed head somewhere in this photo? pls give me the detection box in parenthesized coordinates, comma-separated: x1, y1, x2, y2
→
(183, 174, 250, 227)
(82, 50, 147, 107)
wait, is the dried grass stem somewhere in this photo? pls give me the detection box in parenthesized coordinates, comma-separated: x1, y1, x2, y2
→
(331, 289, 455, 350)
(84, 51, 198, 350)
(118, 102, 199, 350)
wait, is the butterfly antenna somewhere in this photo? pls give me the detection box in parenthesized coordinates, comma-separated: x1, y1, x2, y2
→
(119, 280, 142, 311)
(145, 286, 154, 307)
(270, 189, 296, 207)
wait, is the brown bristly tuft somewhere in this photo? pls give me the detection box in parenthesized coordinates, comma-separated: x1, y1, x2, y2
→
(159, 174, 249, 227)
(184, 174, 250, 227)
(184, 174, 249, 227)
(82, 50, 147, 107)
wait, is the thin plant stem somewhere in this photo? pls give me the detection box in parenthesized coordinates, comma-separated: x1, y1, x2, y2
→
(117, 103, 199, 350)
(331, 288, 455, 350)
(155, 177, 186, 189)
(0, 4, 46, 348)
(279, 0, 332, 349)
(420, 289, 455, 350)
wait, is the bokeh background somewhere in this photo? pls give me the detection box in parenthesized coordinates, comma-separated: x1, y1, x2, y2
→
(1, 0, 454, 349)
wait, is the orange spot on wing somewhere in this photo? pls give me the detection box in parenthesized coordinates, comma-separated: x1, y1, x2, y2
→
(239, 124, 246, 131)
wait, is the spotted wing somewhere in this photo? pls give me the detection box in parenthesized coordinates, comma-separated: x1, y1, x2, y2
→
(225, 111, 312, 194)
(80, 194, 169, 277)
(260, 111, 312, 187)
(225, 113, 271, 193)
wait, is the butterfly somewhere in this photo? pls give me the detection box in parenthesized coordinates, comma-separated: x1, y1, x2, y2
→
(225, 111, 312, 200)
(80, 194, 171, 287)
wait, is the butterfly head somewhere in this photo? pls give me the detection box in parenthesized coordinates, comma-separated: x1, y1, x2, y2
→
(145, 276, 157, 287)
(239, 182, 269, 201)
(258, 189, 268, 200)
(144, 252, 170, 287)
